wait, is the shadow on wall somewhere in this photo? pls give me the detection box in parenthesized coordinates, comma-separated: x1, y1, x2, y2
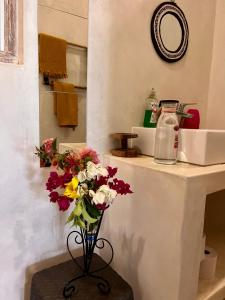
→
(99, 219, 145, 300)
(121, 232, 145, 300)
(13, 140, 48, 200)
(24, 248, 83, 300)
(25, 152, 49, 201)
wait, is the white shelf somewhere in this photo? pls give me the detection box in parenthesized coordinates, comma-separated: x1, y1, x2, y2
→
(104, 154, 225, 299)
(197, 231, 225, 300)
(105, 155, 225, 195)
(105, 155, 225, 178)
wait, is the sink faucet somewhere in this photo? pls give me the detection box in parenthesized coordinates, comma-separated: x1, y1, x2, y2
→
(176, 103, 197, 125)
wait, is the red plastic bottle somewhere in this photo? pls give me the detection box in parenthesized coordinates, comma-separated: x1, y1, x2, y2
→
(181, 109, 200, 129)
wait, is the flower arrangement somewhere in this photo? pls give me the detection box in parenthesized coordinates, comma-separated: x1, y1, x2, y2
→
(35, 138, 57, 167)
(35, 139, 132, 230)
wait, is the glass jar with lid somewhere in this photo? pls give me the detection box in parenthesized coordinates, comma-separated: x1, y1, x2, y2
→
(154, 100, 179, 165)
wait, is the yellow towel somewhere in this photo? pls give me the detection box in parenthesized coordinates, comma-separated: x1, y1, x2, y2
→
(39, 33, 67, 78)
(53, 81, 78, 127)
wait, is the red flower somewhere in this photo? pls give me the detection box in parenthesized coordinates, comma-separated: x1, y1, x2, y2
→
(95, 176, 108, 188)
(57, 196, 70, 211)
(46, 172, 63, 191)
(95, 203, 109, 211)
(49, 191, 59, 202)
(107, 166, 118, 178)
(67, 153, 80, 167)
(46, 172, 73, 191)
(62, 172, 73, 186)
(95, 166, 118, 188)
(109, 178, 133, 195)
(63, 166, 71, 174)
(52, 158, 58, 167)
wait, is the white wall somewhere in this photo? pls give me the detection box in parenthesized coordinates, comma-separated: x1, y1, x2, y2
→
(38, 0, 88, 144)
(0, 1, 73, 299)
(87, 0, 216, 153)
(207, 0, 225, 129)
(205, 0, 225, 277)
(0, 1, 221, 299)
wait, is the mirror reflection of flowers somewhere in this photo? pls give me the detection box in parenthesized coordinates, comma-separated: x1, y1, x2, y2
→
(35, 140, 132, 230)
(35, 138, 57, 167)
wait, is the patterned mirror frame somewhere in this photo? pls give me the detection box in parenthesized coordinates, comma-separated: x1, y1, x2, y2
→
(151, 2, 189, 63)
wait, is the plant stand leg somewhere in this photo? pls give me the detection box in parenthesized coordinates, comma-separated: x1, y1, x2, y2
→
(63, 274, 86, 299)
(63, 213, 114, 299)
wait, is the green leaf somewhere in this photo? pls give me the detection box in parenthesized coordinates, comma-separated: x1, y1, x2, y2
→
(85, 200, 101, 219)
(77, 218, 85, 228)
(73, 200, 83, 217)
(57, 151, 71, 170)
(66, 211, 75, 224)
(52, 138, 57, 152)
(73, 216, 85, 228)
(82, 203, 98, 224)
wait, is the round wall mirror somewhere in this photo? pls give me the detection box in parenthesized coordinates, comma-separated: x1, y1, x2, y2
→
(151, 2, 189, 63)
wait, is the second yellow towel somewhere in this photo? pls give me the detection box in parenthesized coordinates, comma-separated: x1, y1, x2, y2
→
(53, 81, 78, 127)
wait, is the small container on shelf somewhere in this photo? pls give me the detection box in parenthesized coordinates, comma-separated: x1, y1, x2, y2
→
(154, 100, 179, 165)
(143, 88, 159, 128)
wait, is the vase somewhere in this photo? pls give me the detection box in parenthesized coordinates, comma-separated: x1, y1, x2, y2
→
(63, 212, 114, 299)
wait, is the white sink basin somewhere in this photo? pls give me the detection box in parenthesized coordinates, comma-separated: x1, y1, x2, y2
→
(132, 127, 225, 166)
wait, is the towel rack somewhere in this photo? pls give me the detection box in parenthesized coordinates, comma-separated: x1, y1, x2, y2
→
(67, 41, 87, 50)
(48, 81, 87, 90)
(74, 85, 87, 90)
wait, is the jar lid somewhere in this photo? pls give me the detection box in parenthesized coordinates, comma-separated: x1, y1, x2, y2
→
(159, 100, 179, 108)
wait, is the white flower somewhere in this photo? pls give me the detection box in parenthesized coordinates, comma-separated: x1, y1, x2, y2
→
(89, 189, 105, 204)
(78, 162, 108, 182)
(89, 185, 117, 205)
(78, 170, 87, 182)
(78, 183, 88, 197)
(86, 161, 108, 180)
(97, 165, 108, 177)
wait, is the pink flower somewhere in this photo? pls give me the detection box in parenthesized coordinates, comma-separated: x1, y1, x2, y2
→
(79, 148, 100, 164)
(57, 196, 70, 211)
(68, 151, 80, 161)
(42, 138, 54, 154)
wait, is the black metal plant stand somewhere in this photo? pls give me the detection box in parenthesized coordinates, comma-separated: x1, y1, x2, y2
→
(63, 213, 114, 299)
